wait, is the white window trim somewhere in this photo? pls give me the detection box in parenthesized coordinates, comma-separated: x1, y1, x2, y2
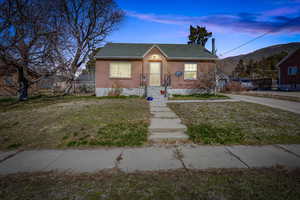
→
(184, 63, 198, 80)
(109, 62, 132, 78)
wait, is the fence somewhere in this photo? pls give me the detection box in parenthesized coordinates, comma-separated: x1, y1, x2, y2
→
(73, 80, 95, 94)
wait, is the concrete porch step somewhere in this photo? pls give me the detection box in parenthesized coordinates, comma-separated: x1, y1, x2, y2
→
(150, 128, 187, 133)
(152, 111, 178, 119)
(149, 105, 168, 108)
(149, 118, 187, 131)
(150, 107, 172, 112)
(150, 104, 168, 107)
(149, 131, 189, 141)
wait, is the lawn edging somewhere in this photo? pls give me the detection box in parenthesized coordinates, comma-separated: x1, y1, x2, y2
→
(169, 93, 230, 100)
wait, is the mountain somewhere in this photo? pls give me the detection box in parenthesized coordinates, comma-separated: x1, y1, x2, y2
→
(218, 42, 300, 76)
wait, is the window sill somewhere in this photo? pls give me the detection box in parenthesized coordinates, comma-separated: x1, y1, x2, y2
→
(109, 77, 132, 80)
(184, 79, 198, 81)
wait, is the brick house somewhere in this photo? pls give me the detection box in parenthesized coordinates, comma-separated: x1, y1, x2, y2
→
(95, 43, 218, 96)
(277, 48, 300, 90)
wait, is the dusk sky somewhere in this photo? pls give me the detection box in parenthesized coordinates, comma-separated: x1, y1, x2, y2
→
(107, 0, 300, 58)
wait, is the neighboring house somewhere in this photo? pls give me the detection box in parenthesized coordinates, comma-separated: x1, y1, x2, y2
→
(215, 68, 230, 91)
(74, 69, 95, 93)
(230, 78, 255, 90)
(0, 63, 40, 96)
(95, 43, 218, 96)
(277, 48, 300, 90)
(37, 73, 67, 91)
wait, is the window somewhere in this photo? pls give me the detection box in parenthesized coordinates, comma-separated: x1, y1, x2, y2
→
(4, 75, 14, 86)
(288, 66, 298, 75)
(109, 62, 131, 78)
(184, 64, 197, 80)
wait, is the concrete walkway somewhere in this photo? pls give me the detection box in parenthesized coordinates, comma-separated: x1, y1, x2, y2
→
(227, 94, 300, 114)
(148, 88, 188, 141)
(0, 144, 299, 174)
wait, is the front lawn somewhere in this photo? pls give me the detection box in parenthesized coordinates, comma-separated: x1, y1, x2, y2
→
(1, 168, 299, 200)
(0, 96, 150, 149)
(169, 93, 230, 100)
(168, 102, 300, 145)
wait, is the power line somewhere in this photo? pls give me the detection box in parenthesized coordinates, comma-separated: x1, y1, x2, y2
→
(219, 17, 299, 57)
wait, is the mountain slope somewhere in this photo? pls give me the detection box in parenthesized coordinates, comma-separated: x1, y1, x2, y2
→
(219, 42, 300, 75)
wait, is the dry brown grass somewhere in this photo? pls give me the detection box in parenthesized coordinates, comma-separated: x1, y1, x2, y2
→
(0, 167, 299, 200)
(0, 96, 150, 149)
(169, 102, 300, 145)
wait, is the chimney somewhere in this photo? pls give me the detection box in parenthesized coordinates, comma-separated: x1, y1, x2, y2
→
(212, 38, 216, 55)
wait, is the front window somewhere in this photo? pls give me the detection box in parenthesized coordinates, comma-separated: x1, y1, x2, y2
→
(184, 64, 197, 80)
(4, 75, 14, 86)
(109, 62, 131, 78)
(288, 66, 298, 75)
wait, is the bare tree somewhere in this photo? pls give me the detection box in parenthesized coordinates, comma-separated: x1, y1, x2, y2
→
(0, 0, 63, 100)
(55, 0, 124, 93)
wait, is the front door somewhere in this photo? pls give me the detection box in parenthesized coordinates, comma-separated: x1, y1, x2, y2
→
(149, 62, 161, 86)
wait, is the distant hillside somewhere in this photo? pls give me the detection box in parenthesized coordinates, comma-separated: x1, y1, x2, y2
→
(218, 42, 300, 75)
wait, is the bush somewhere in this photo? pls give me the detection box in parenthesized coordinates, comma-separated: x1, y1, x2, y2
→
(108, 82, 123, 96)
(223, 82, 248, 92)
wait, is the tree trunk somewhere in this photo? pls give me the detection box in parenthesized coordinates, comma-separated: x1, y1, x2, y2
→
(63, 78, 75, 95)
(18, 67, 29, 101)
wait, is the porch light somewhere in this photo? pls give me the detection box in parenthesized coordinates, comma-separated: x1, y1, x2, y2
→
(150, 54, 161, 60)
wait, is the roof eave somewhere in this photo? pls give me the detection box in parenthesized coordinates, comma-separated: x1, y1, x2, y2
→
(275, 48, 300, 68)
(95, 56, 143, 60)
(167, 57, 218, 61)
(95, 55, 219, 61)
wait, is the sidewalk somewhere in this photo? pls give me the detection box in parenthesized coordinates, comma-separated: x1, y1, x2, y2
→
(1, 144, 299, 174)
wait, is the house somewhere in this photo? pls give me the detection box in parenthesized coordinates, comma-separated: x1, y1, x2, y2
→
(94, 43, 218, 96)
(277, 48, 300, 90)
(215, 68, 230, 91)
(0, 62, 41, 96)
(74, 69, 95, 93)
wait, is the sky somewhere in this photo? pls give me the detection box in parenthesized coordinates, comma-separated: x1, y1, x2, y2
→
(106, 0, 300, 58)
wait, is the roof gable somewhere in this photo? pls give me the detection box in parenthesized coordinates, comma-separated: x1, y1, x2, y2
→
(142, 45, 168, 58)
(276, 48, 300, 68)
(95, 43, 218, 60)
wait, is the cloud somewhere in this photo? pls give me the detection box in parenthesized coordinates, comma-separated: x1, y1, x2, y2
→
(289, 0, 300, 3)
(263, 6, 300, 16)
(126, 6, 300, 35)
(273, 0, 300, 5)
(126, 11, 192, 25)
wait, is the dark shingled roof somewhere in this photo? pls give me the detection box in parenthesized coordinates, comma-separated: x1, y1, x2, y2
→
(95, 43, 218, 60)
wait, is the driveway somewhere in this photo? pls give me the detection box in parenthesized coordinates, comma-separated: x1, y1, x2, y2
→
(227, 94, 300, 114)
(244, 91, 300, 98)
